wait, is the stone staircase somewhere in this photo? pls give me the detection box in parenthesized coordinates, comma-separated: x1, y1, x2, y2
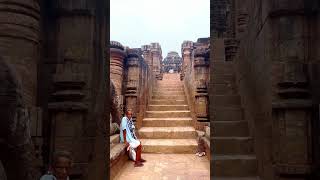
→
(213, 61, 258, 179)
(139, 73, 198, 154)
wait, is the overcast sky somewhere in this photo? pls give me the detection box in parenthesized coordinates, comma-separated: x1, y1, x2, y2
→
(110, 0, 210, 57)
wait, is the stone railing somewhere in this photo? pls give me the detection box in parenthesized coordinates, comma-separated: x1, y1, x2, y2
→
(181, 40, 210, 131)
(123, 49, 154, 129)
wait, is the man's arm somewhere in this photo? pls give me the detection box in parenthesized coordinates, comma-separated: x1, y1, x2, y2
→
(123, 129, 127, 143)
(123, 129, 129, 147)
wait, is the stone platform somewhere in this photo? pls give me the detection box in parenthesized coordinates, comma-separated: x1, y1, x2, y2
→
(113, 154, 210, 180)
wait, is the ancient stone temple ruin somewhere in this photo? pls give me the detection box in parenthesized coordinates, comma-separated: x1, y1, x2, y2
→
(211, 0, 320, 179)
(110, 38, 211, 179)
(0, 1, 109, 179)
(0, 0, 319, 180)
(161, 51, 182, 73)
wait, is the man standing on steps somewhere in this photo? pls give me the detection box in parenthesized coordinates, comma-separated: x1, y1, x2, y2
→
(120, 109, 146, 167)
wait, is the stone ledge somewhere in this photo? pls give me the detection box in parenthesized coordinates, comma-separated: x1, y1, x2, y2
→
(110, 143, 128, 180)
(110, 143, 126, 163)
(110, 134, 120, 144)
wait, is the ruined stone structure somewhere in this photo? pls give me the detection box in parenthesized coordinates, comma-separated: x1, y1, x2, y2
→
(109, 41, 164, 179)
(211, 0, 320, 179)
(161, 51, 182, 73)
(0, 0, 108, 179)
(110, 38, 211, 179)
(181, 38, 210, 129)
(1, 0, 319, 179)
(142, 43, 163, 80)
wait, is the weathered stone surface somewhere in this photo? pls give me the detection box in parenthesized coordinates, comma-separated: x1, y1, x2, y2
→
(161, 51, 182, 73)
(0, 60, 40, 180)
(110, 41, 126, 97)
(181, 37, 210, 128)
(210, 1, 320, 179)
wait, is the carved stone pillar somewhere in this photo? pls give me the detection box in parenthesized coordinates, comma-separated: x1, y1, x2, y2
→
(150, 43, 162, 78)
(142, 45, 152, 68)
(0, 0, 40, 107)
(0, 1, 41, 179)
(234, 0, 249, 39)
(224, 38, 239, 61)
(110, 41, 126, 96)
(181, 41, 193, 80)
(272, 62, 312, 179)
(47, 2, 106, 178)
(125, 51, 140, 121)
(270, 3, 314, 178)
(193, 48, 210, 122)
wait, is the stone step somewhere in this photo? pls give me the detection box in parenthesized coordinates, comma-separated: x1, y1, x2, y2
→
(152, 91, 185, 96)
(146, 110, 191, 118)
(156, 84, 183, 87)
(138, 126, 196, 139)
(141, 139, 197, 153)
(213, 137, 254, 154)
(110, 134, 120, 144)
(213, 155, 257, 177)
(142, 117, 192, 127)
(152, 95, 186, 100)
(150, 99, 187, 105)
(155, 88, 184, 91)
(148, 105, 189, 111)
(110, 143, 126, 162)
(110, 134, 120, 149)
(154, 84, 184, 89)
(214, 177, 260, 180)
(156, 82, 183, 84)
(156, 85, 183, 87)
(213, 107, 244, 121)
(153, 90, 184, 93)
(213, 95, 241, 107)
(213, 121, 249, 137)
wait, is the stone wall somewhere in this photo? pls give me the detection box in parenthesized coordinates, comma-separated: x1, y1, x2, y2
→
(123, 48, 153, 129)
(218, 0, 320, 179)
(0, 0, 109, 179)
(181, 38, 210, 131)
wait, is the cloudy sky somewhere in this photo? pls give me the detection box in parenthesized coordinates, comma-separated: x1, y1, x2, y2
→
(110, 0, 210, 57)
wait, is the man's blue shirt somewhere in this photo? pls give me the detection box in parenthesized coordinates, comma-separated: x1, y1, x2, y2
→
(120, 116, 137, 143)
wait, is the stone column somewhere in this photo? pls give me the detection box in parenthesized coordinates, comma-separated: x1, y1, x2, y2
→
(47, 1, 107, 178)
(124, 51, 140, 121)
(211, 0, 228, 37)
(181, 41, 193, 80)
(142, 45, 152, 68)
(110, 41, 126, 96)
(0, 1, 41, 179)
(234, 0, 249, 39)
(0, 0, 40, 107)
(193, 47, 210, 123)
(150, 43, 162, 79)
(270, 1, 314, 179)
